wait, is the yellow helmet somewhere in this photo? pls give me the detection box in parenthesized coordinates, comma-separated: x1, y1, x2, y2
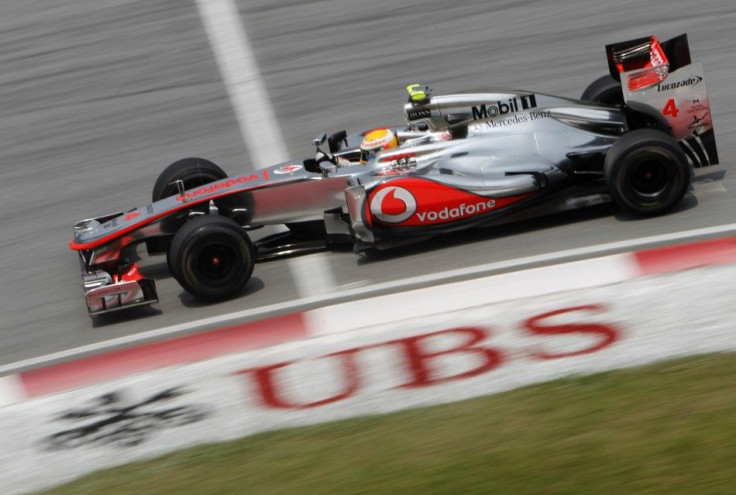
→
(359, 128, 399, 163)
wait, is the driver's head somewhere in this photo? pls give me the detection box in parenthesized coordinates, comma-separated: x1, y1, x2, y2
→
(359, 128, 399, 163)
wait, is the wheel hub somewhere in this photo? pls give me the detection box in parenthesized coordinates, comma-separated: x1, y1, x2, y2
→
(196, 244, 235, 280)
(631, 159, 668, 197)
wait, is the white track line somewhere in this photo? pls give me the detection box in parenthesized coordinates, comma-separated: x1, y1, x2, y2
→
(194, 0, 288, 166)
(194, 0, 335, 296)
(3, 222, 736, 376)
(289, 252, 339, 296)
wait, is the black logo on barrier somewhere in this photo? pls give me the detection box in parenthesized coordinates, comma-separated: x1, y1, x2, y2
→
(42, 387, 209, 449)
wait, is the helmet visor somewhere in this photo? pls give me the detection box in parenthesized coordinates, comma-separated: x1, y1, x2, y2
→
(359, 149, 377, 164)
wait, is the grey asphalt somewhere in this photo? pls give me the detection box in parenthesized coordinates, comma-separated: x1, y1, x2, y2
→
(0, 0, 734, 366)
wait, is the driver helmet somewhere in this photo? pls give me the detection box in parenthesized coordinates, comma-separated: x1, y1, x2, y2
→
(359, 128, 399, 163)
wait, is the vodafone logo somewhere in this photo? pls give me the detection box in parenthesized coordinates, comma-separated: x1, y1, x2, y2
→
(370, 186, 417, 223)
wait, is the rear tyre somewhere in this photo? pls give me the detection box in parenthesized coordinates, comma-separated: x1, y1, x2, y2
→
(604, 129, 690, 217)
(580, 75, 623, 106)
(168, 215, 255, 300)
(152, 157, 227, 202)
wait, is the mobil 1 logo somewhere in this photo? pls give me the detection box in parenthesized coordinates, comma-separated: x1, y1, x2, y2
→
(472, 94, 537, 120)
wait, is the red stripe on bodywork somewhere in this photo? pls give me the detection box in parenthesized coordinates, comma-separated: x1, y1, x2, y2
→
(70, 172, 278, 251)
(19, 313, 307, 397)
(633, 236, 736, 276)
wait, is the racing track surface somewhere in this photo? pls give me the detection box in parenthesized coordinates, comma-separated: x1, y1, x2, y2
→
(0, 0, 734, 366)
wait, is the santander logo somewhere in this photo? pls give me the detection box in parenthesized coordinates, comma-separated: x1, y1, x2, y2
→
(370, 186, 417, 223)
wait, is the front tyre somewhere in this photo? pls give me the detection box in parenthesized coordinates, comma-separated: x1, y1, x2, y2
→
(152, 157, 227, 202)
(604, 129, 690, 217)
(168, 215, 255, 300)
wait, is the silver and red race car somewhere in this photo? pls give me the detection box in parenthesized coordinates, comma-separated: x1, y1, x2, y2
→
(70, 34, 718, 315)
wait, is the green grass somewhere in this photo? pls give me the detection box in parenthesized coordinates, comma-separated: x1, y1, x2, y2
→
(43, 352, 736, 494)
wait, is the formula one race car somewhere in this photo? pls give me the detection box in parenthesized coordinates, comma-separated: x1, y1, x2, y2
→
(70, 33, 718, 315)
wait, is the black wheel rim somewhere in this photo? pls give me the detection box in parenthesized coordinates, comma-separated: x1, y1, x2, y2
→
(630, 159, 669, 197)
(191, 240, 240, 286)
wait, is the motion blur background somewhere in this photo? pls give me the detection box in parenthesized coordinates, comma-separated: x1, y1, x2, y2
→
(0, 0, 733, 363)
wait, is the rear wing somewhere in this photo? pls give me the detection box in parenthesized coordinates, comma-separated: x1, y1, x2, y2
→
(606, 34, 718, 167)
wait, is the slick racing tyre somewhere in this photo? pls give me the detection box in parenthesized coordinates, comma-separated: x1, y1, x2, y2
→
(168, 215, 255, 300)
(580, 75, 623, 106)
(152, 157, 227, 202)
(604, 129, 690, 217)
